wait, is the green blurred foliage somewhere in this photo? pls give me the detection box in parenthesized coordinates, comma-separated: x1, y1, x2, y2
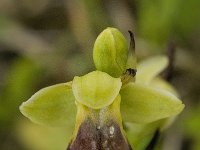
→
(0, 58, 41, 126)
(0, 0, 199, 149)
(138, 0, 200, 45)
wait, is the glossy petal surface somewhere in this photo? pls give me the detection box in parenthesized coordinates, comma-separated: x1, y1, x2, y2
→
(20, 82, 76, 127)
(120, 83, 184, 123)
(72, 71, 122, 109)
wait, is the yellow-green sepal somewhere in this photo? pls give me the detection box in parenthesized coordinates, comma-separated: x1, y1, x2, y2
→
(20, 82, 76, 127)
(120, 83, 184, 123)
(72, 71, 122, 109)
(93, 27, 128, 77)
(136, 55, 168, 84)
(150, 77, 179, 97)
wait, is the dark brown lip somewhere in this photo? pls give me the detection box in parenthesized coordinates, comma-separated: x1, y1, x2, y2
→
(67, 119, 132, 150)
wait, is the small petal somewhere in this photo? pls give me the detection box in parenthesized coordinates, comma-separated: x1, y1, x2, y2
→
(136, 55, 168, 84)
(120, 83, 184, 123)
(20, 82, 76, 127)
(72, 71, 122, 109)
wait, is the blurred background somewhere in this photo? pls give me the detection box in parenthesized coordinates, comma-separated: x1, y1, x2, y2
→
(0, 0, 199, 149)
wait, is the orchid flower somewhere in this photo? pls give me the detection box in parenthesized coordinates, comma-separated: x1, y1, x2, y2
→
(20, 27, 184, 150)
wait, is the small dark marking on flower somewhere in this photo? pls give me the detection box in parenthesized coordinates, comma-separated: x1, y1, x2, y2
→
(126, 68, 137, 77)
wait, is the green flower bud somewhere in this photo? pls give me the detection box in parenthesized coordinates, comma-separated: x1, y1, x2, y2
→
(93, 27, 128, 77)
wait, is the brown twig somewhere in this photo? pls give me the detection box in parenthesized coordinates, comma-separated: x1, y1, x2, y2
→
(162, 40, 176, 81)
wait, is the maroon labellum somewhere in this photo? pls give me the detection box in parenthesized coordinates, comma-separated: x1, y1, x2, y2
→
(67, 119, 132, 150)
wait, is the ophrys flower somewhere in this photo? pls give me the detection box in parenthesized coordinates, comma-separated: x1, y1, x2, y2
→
(20, 27, 184, 150)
